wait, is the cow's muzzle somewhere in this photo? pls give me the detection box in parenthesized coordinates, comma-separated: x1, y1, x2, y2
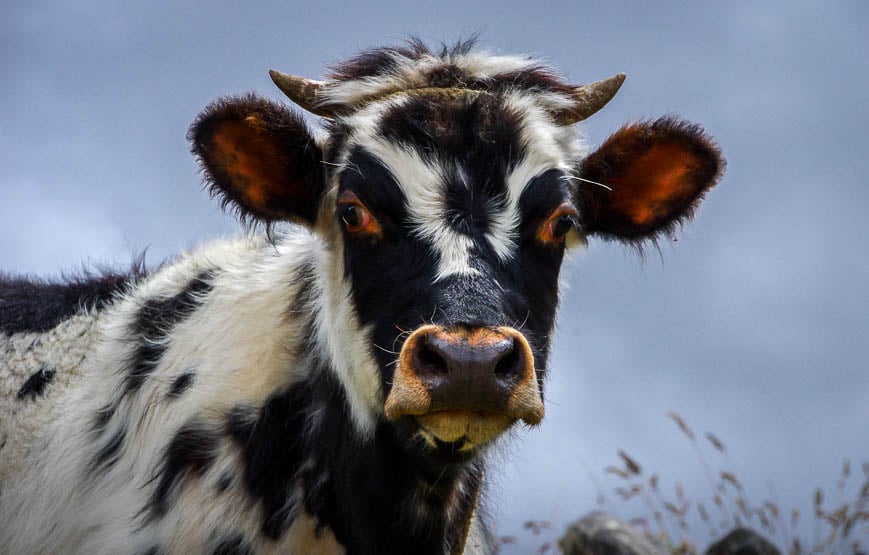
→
(384, 325, 545, 448)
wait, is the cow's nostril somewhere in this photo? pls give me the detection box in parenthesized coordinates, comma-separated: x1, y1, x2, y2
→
(493, 348, 521, 380)
(415, 343, 449, 376)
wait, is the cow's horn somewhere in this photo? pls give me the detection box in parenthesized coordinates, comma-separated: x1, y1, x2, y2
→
(269, 70, 335, 117)
(555, 73, 626, 125)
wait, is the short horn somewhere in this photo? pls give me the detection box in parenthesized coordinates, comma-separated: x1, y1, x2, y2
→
(268, 69, 334, 117)
(555, 73, 626, 125)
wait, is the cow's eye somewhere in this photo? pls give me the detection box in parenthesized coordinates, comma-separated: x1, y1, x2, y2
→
(337, 192, 381, 237)
(341, 205, 369, 231)
(550, 216, 573, 239)
(539, 204, 579, 245)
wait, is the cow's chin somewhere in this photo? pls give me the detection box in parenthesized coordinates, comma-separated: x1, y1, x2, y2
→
(413, 411, 514, 458)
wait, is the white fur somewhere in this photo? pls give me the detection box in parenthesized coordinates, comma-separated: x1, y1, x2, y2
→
(0, 230, 364, 553)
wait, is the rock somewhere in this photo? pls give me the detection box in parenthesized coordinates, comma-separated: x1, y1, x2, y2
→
(559, 511, 669, 555)
(705, 528, 781, 555)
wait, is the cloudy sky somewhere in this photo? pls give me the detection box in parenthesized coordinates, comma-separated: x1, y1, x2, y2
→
(2, 1, 867, 551)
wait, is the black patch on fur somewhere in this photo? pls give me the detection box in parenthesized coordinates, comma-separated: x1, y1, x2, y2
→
(225, 391, 307, 540)
(167, 371, 195, 399)
(147, 420, 220, 520)
(0, 267, 142, 335)
(303, 386, 483, 554)
(380, 93, 522, 175)
(125, 271, 214, 395)
(16, 365, 57, 400)
(91, 424, 127, 474)
(211, 534, 253, 555)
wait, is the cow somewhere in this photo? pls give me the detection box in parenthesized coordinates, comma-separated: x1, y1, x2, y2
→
(0, 40, 723, 554)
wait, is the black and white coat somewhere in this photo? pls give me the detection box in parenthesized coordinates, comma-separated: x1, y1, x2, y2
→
(0, 41, 723, 554)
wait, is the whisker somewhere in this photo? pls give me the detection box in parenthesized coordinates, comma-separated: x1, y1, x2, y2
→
(562, 174, 613, 191)
(372, 343, 398, 355)
(518, 310, 531, 331)
(430, 305, 438, 324)
(392, 330, 412, 353)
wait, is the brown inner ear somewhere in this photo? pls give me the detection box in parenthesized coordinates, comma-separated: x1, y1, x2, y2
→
(209, 116, 298, 220)
(578, 117, 724, 241)
(607, 143, 699, 227)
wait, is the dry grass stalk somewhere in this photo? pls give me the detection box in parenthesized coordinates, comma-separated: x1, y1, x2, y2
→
(618, 450, 642, 475)
(664, 501, 683, 517)
(616, 485, 643, 500)
(814, 488, 824, 517)
(704, 432, 725, 453)
(667, 411, 695, 439)
(721, 471, 743, 492)
(605, 465, 630, 480)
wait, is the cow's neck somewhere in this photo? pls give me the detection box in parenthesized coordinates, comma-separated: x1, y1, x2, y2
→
(263, 253, 487, 553)
(300, 365, 485, 555)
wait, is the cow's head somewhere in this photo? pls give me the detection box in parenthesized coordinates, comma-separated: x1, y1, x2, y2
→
(189, 42, 723, 461)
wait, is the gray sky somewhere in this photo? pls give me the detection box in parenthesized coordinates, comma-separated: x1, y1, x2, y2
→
(2, 1, 867, 551)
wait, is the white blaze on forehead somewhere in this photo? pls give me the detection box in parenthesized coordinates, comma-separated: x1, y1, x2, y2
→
(490, 91, 590, 258)
(360, 136, 478, 281)
(340, 101, 478, 281)
(503, 90, 588, 200)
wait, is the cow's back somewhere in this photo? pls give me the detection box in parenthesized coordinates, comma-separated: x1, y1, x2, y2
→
(0, 275, 128, 483)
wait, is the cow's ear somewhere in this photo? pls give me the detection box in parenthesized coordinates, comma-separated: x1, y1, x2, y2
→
(577, 117, 724, 243)
(189, 94, 324, 226)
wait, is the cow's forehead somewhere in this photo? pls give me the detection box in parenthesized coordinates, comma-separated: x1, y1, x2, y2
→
(329, 90, 586, 279)
(336, 91, 584, 196)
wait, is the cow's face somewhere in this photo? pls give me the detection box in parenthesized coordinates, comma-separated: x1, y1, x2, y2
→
(189, 53, 722, 461)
